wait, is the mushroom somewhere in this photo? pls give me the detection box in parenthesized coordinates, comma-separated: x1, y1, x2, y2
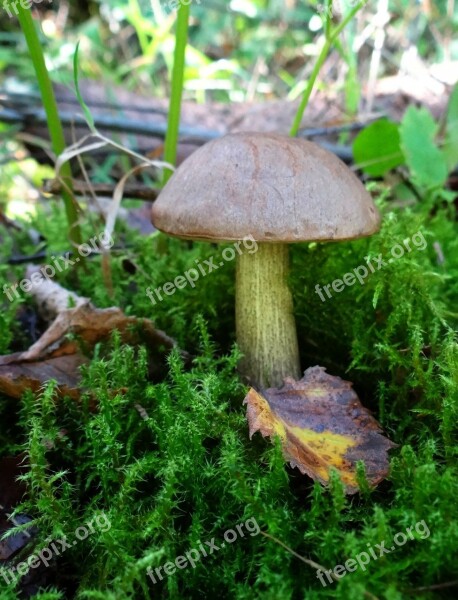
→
(151, 132, 380, 388)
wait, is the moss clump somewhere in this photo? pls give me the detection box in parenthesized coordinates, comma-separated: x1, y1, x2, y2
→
(0, 191, 457, 598)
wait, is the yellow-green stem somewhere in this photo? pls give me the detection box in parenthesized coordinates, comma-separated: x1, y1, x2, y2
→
(236, 243, 301, 388)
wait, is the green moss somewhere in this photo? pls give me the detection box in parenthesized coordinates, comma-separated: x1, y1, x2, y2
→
(0, 191, 457, 598)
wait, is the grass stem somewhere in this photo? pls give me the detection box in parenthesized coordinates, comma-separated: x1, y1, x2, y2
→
(290, 1, 367, 136)
(16, 4, 83, 249)
(163, 3, 190, 185)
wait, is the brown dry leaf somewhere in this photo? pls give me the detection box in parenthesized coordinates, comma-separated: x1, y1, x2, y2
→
(15, 302, 176, 362)
(244, 366, 396, 494)
(0, 354, 87, 400)
(0, 271, 177, 401)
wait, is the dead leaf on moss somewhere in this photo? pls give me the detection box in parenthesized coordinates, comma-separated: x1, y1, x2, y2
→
(15, 301, 177, 363)
(0, 354, 87, 400)
(244, 366, 396, 494)
(0, 270, 178, 401)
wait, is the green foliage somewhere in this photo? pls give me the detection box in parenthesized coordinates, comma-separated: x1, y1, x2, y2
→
(0, 185, 457, 597)
(399, 106, 448, 190)
(0, 290, 15, 354)
(292, 198, 458, 440)
(1, 5, 458, 597)
(0, 323, 456, 599)
(290, 0, 367, 136)
(353, 119, 404, 176)
(443, 82, 458, 171)
(353, 103, 456, 191)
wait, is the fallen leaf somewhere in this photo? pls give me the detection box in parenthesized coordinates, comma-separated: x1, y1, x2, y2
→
(0, 270, 179, 401)
(15, 301, 177, 363)
(244, 366, 396, 494)
(0, 354, 86, 400)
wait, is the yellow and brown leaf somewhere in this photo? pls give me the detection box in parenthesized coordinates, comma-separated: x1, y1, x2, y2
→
(244, 366, 396, 494)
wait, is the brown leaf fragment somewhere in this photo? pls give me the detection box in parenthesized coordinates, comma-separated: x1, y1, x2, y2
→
(17, 303, 176, 362)
(0, 354, 86, 400)
(243, 366, 397, 494)
(0, 271, 179, 401)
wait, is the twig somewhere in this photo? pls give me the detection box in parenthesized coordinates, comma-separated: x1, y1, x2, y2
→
(0, 107, 219, 142)
(1, 90, 168, 116)
(2, 98, 382, 143)
(406, 580, 458, 594)
(259, 530, 331, 573)
(1, 110, 358, 165)
(1, 98, 387, 167)
(297, 114, 384, 138)
(7, 245, 131, 265)
(42, 179, 159, 201)
(260, 530, 380, 600)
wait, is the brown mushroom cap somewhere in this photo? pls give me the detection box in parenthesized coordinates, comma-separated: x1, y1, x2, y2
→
(152, 132, 381, 243)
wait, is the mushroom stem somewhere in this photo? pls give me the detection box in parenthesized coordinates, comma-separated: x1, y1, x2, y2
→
(236, 242, 301, 388)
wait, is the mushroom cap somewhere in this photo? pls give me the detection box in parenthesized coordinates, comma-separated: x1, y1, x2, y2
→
(151, 132, 381, 243)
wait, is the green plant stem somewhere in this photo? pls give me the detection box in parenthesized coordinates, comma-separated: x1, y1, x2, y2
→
(290, 1, 366, 136)
(16, 4, 82, 248)
(289, 39, 332, 137)
(163, 3, 190, 185)
(325, 0, 332, 39)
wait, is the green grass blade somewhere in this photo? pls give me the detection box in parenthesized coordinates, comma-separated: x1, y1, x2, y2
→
(16, 3, 83, 248)
(162, 3, 191, 185)
(73, 42, 96, 133)
(290, 1, 367, 137)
